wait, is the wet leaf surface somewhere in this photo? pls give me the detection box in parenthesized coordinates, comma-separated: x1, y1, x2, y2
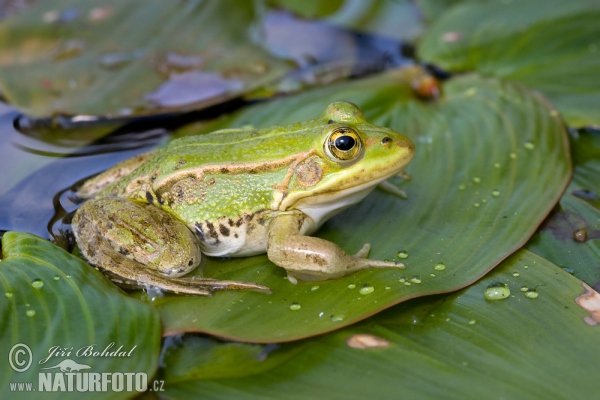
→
(135, 67, 570, 342)
(0, 231, 161, 399)
(160, 250, 600, 399)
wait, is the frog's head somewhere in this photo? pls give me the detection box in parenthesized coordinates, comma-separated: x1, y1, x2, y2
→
(280, 101, 415, 228)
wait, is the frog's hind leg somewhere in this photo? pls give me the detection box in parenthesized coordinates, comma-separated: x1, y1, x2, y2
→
(72, 197, 270, 296)
(101, 269, 271, 296)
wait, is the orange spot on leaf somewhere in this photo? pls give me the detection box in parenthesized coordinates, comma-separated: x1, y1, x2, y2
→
(575, 282, 600, 326)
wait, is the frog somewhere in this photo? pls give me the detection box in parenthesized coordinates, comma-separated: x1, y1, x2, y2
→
(71, 102, 416, 296)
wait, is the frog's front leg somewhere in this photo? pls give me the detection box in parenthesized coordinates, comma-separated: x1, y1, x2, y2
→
(72, 197, 269, 295)
(267, 214, 405, 284)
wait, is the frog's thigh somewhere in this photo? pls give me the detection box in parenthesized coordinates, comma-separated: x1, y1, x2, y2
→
(72, 197, 202, 278)
(267, 214, 402, 283)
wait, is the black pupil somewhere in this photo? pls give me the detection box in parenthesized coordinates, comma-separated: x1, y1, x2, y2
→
(334, 135, 356, 151)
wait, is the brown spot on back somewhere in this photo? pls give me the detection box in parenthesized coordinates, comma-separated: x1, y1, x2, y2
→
(219, 224, 230, 237)
(205, 221, 219, 243)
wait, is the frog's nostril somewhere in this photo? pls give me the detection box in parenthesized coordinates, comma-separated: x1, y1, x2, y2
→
(381, 137, 392, 145)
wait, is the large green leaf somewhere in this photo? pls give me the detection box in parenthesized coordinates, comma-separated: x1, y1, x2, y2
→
(417, 0, 600, 127)
(0, 0, 291, 117)
(160, 250, 600, 399)
(137, 68, 570, 342)
(0, 231, 161, 399)
(527, 129, 600, 287)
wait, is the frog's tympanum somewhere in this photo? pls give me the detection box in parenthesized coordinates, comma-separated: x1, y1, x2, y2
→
(72, 102, 416, 295)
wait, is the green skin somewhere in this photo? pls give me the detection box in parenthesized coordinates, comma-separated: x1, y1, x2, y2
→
(72, 102, 416, 295)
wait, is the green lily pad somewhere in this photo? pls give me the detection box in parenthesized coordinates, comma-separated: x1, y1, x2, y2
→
(527, 129, 600, 287)
(0, 0, 291, 117)
(417, 0, 600, 127)
(0, 231, 161, 399)
(159, 250, 600, 399)
(138, 68, 570, 342)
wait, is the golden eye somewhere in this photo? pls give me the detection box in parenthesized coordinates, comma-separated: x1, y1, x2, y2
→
(325, 127, 362, 162)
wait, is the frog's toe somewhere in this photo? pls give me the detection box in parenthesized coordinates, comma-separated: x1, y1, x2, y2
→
(354, 243, 371, 259)
(169, 277, 272, 294)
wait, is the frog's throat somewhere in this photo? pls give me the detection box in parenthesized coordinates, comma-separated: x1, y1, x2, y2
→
(293, 173, 391, 230)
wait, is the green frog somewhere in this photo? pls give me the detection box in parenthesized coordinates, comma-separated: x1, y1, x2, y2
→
(72, 102, 415, 295)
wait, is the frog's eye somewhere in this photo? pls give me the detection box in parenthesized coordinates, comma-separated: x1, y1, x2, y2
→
(325, 127, 363, 162)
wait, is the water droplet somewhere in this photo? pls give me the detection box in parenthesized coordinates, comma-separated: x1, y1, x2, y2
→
(481, 199, 487, 204)
(409, 275, 421, 284)
(5, 292, 13, 298)
(562, 267, 575, 275)
(430, 273, 436, 277)
(31, 279, 44, 289)
(524, 289, 538, 299)
(494, 162, 501, 168)
(509, 152, 517, 159)
(330, 314, 345, 322)
(66, 275, 71, 279)
(53, 276, 60, 281)
(512, 272, 520, 277)
(347, 284, 356, 289)
(523, 265, 529, 269)
(474, 203, 480, 207)
(359, 285, 375, 295)
(398, 276, 406, 283)
(403, 281, 412, 286)
(484, 282, 510, 300)
(492, 190, 500, 197)
(397, 250, 408, 259)
(459, 184, 466, 190)
(289, 302, 301, 311)
(385, 286, 391, 290)
(524, 141, 535, 150)
(99, 52, 137, 70)
(310, 286, 320, 291)
(468, 319, 477, 325)
(53, 39, 87, 61)
(472, 177, 481, 184)
(520, 286, 529, 292)
(26, 309, 36, 317)
(318, 312, 324, 317)
(573, 229, 587, 242)
(434, 262, 446, 271)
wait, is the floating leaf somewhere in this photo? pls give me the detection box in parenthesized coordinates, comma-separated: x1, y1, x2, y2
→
(137, 67, 570, 342)
(418, 0, 600, 126)
(0, 231, 161, 399)
(161, 250, 600, 399)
